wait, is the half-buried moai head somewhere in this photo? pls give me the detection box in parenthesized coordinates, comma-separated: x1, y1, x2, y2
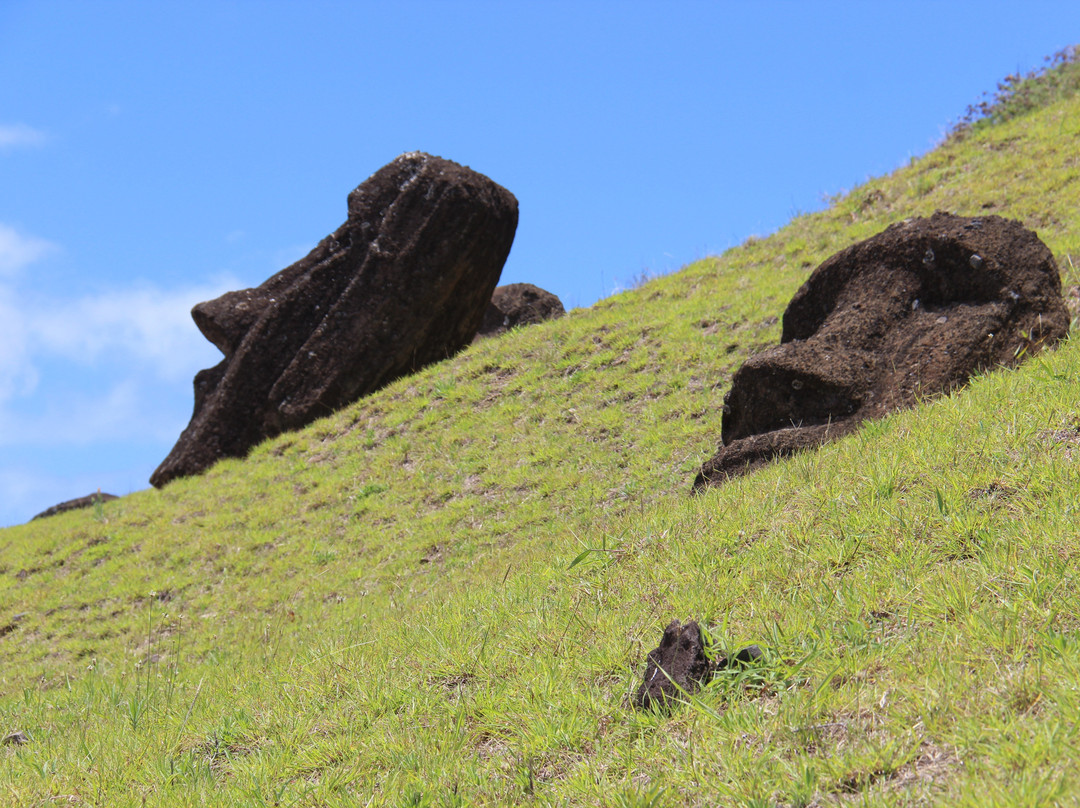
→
(151, 152, 518, 488)
(474, 282, 565, 340)
(694, 212, 1070, 491)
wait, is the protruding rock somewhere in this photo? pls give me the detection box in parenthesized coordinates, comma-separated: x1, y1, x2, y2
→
(634, 620, 712, 710)
(475, 282, 565, 339)
(694, 212, 1069, 491)
(152, 152, 518, 487)
(32, 491, 118, 521)
(633, 621, 765, 711)
(719, 644, 763, 668)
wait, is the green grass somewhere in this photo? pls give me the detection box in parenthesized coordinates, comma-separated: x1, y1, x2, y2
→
(952, 45, 1080, 136)
(3, 74, 1080, 806)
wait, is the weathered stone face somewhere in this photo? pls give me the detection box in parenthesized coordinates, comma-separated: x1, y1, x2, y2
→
(694, 212, 1070, 491)
(151, 152, 518, 487)
(475, 282, 565, 339)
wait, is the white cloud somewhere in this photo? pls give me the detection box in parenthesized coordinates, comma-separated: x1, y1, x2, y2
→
(28, 277, 238, 382)
(0, 218, 237, 405)
(0, 223, 59, 276)
(0, 216, 253, 524)
(0, 123, 47, 150)
(0, 223, 55, 399)
(0, 285, 38, 400)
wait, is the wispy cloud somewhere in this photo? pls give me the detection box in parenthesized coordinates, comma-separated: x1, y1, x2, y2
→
(0, 228, 247, 522)
(0, 285, 38, 400)
(0, 223, 59, 276)
(0, 223, 56, 399)
(28, 278, 238, 382)
(0, 123, 47, 150)
(0, 220, 236, 408)
(0, 267, 240, 520)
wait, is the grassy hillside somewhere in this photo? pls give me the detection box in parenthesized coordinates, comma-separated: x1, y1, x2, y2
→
(3, 77, 1080, 806)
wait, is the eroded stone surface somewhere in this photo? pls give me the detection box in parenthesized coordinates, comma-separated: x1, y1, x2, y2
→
(475, 282, 565, 339)
(152, 152, 518, 487)
(694, 212, 1069, 490)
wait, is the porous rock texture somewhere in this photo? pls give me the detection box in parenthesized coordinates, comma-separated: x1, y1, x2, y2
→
(32, 492, 118, 521)
(151, 152, 518, 487)
(475, 282, 565, 339)
(634, 620, 712, 710)
(633, 619, 764, 710)
(694, 212, 1070, 491)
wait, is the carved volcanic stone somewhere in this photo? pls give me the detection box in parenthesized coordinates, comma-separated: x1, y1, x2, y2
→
(694, 212, 1070, 491)
(475, 282, 565, 339)
(151, 152, 518, 487)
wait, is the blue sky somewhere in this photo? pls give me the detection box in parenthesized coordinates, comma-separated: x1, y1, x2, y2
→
(2, 1, 1079, 526)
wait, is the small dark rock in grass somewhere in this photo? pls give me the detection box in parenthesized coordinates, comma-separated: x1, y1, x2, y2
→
(475, 283, 565, 339)
(151, 152, 518, 487)
(634, 622, 765, 711)
(634, 619, 712, 710)
(716, 643, 763, 669)
(694, 212, 1070, 491)
(0, 613, 28, 638)
(31, 491, 118, 521)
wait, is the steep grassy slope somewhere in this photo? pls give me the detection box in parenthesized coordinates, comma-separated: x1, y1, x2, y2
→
(2, 87, 1080, 805)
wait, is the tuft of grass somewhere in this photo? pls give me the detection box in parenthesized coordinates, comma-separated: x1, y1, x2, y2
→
(950, 44, 1080, 137)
